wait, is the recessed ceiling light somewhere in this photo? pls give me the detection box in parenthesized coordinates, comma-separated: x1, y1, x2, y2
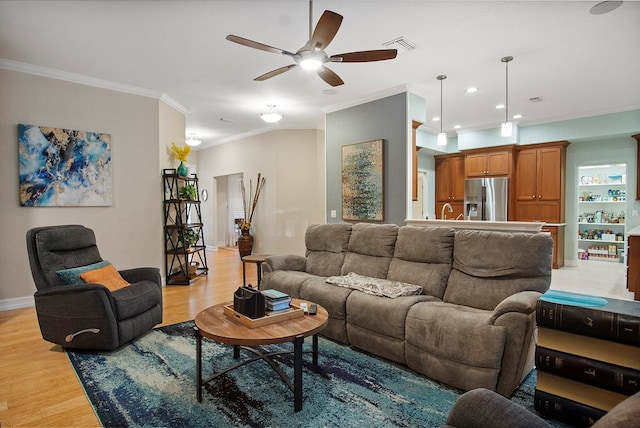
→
(454, 125, 461, 129)
(432, 116, 441, 122)
(466, 87, 478, 93)
(496, 104, 505, 109)
(513, 114, 522, 119)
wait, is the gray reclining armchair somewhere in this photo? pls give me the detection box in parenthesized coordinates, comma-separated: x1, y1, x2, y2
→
(26, 224, 163, 351)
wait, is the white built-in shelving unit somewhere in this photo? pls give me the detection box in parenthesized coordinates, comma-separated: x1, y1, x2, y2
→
(577, 164, 627, 262)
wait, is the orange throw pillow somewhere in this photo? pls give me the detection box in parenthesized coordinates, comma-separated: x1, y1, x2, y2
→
(80, 264, 130, 291)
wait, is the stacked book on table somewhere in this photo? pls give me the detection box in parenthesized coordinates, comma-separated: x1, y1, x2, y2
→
(534, 290, 640, 428)
(262, 289, 292, 313)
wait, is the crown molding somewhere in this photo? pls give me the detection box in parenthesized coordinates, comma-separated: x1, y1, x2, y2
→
(159, 93, 191, 116)
(322, 84, 410, 114)
(0, 58, 191, 115)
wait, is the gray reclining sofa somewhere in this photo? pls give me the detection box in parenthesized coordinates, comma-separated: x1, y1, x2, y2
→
(261, 223, 553, 396)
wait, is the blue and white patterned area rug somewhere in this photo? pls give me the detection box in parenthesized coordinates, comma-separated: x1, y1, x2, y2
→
(67, 321, 545, 428)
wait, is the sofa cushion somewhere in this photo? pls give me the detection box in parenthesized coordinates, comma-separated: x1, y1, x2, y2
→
(347, 291, 437, 341)
(387, 226, 455, 299)
(393, 226, 454, 264)
(305, 223, 352, 253)
(387, 259, 450, 300)
(35, 226, 103, 288)
(406, 301, 507, 391)
(80, 263, 130, 291)
(443, 230, 553, 310)
(347, 223, 398, 257)
(300, 276, 354, 343)
(57, 260, 110, 285)
(259, 270, 315, 298)
(111, 280, 161, 321)
(341, 223, 398, 278)
(304, 223, 352, 277)
(306, 252, 347, 277)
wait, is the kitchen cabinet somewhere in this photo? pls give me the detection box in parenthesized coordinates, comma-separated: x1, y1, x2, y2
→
(542, 225, 564, 269)
(435, 154, 464, 219)
(627, 230, 640, 300)
(464, 147, 513, 177)
(633, 134, 640, 200)
(514, 141, 569, 223)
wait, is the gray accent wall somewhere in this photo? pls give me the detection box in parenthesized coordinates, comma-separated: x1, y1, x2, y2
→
(326, 93, 409, 226)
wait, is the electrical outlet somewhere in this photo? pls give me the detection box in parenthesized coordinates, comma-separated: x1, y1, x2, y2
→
(633, 209, 638, 217)
(330, 210, 337, 218)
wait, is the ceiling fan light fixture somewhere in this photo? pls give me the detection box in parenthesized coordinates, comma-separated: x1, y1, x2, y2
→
(298, 50, 324, 70)
(260, 105, 283, 123)
(186, 133, 202, 147)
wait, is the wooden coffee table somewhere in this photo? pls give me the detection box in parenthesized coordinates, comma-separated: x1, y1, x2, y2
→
(194, 299, 328, 412)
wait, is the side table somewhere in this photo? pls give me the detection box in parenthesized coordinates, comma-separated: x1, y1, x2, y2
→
(241, 254, 272, 289)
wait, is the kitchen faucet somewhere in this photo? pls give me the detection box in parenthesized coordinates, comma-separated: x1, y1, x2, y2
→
(441, 203, 453, 219)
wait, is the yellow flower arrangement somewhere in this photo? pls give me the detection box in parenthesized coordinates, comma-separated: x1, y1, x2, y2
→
(171, 142, 191, 163)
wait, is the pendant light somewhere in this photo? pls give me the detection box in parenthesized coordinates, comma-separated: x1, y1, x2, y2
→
(260, 104, 283, 123)
(501, 56, 513, 137)
(436, 75, 447, 146)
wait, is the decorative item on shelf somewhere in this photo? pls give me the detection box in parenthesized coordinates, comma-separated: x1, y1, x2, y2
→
(187, 261, 200, 276)
(238, 173, 267, 258)
(171, 142, 191, 177)
(179, 183, 197, 200)
(179, 228, 199, 249)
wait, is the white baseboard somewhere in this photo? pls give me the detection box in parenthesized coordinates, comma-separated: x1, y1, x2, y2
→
(0, 296, 34, 312)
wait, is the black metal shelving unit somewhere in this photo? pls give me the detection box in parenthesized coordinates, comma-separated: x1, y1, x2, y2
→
(163, 168, 208, 285)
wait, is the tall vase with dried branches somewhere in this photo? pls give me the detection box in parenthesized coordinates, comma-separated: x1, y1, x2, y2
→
(238, 173, 266, 258)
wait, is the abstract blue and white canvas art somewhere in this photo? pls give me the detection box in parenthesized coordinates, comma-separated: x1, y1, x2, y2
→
(18, 124, 112, 206)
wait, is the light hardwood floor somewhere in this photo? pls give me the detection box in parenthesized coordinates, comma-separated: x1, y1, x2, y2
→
(0, 248, 251, 427)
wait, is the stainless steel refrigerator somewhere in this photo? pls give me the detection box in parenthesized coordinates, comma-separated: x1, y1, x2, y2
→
(464, 178, 508, 221)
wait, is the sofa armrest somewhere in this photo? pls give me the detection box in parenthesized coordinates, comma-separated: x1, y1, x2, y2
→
(491, 291, 542, 322)
(119, 267, 162, 287)
(442, 388, 552, 428)
(263, 255, 306, 273)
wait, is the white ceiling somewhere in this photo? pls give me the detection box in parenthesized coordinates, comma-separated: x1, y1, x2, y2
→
(1, 1, 639, 149)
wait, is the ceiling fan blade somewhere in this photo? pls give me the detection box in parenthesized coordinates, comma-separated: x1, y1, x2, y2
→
(304, 10, 343, 51)
(254, 64, 297, 81)
(317, 66, 344, 87)
(330, 49, 398, 63)
(226, 34, 294, 56)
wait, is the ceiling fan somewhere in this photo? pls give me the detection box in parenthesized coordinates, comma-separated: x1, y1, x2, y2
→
(226, 2, 397, 87)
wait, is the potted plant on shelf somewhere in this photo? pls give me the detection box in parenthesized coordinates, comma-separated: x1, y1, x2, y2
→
(179, 183, 197, 200)
(171, 142, 191, 177)
(179, 228, 199, 249)
(238, 173, 266, 258)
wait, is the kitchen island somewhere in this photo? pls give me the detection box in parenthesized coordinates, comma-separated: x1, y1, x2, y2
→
(405, 219, 544, 233)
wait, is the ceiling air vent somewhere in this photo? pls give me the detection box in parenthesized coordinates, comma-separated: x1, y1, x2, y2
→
(383, 37, 417, 54)
(529, 97, 543, 103)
